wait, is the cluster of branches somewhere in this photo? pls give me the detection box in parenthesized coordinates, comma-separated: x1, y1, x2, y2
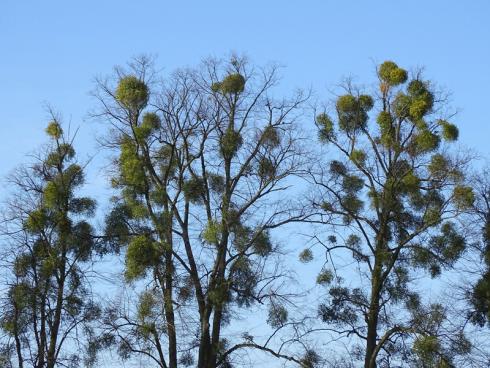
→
(1, 55, 490, 368)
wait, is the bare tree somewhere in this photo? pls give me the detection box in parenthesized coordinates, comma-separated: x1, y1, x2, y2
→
(92, 55, 313, 368)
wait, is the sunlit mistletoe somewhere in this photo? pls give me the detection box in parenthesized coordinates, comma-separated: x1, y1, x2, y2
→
(310, 60, 475, 368)
(0, 119, 100, 368)
(92, 55, 312, 368)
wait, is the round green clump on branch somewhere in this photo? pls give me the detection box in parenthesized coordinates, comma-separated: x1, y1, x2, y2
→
(46, 121, 63, 139)
(406, 80, 434, 120)
(378, 61, 408, 86)
(125, 235, 161, 281)
(182, 176, 206, 204)
(267, 304, 288, 328)
(115, 76, 149, 110)
(220, 129, 243, 159)
(358, 94, 374, 110)
(261, 126, 281, 148)
(439, 120, 459, 141)
(299, 248, 314, 263)
(316, 113, 334, 141)
(219, 73, 246, 94)
(258, 157, 276, 180)
(350, 149, 366, 166)
(202, 220, 222, 244)
(316, 268, 334, 286)
(452, 185, 475, 210)
(336, 94, 372, 133)
(134, 112, 161, 140)
(414, 129, 440, 154)
(142, 112, 161, 129)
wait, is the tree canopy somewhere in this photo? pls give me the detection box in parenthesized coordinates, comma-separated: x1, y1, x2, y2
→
(0, 56, 489, 368)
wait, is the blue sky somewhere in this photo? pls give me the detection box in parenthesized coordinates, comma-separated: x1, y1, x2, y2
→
(1, 1, 489, 182)
(1, 1, 490, 365)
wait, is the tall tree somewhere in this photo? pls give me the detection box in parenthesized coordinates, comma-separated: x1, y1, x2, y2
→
(0, 118, 100, 368)
(469, 168, 490, 326)
(93, 56, 312, 368)
(310, 61, 474, 367)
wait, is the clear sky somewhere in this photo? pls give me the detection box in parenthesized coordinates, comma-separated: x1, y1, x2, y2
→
(1, 1, 490, 366)
(1, 0, 489, 180)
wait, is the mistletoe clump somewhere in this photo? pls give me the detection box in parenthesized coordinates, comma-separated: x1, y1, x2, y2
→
(220, 128, 243, 159)
(212, 73, 246, 94)
(336, 94, 373, 133)
(379, 61, 408, 87)
(115, 76, 149, 110)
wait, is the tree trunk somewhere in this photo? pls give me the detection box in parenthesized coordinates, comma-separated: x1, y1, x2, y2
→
(163, 249, 177, 368)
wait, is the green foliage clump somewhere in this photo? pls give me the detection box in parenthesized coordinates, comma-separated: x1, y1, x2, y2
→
(407, 80, 434, 120)
(218, 73, 246, 94)
(134, 112, 161, 140)
(208, 174, 225, 193)
(118, 139, 146, 191)
(13, 254, 31, 278)
(299, 248, 314, 263)
(429, 154, 449, 180)
(316, 113, 334, 141)
(156, 144, 178, 177)
(412, 335, 442, 365)
(183, 176, 206, 203)
(261, 126, 281, 148)
(377, 111, 396, 147)
(414, 129, 440, 154)
(121, 192, 148, 219)
(202, 220, 222, 244)
(257, 157, 276, 180)
(24, 209, 49, 233)
(220, 128, 243, 159)
(452, 185, 475, 210)
(137, 290, 158, 321)
(316, 268, 334, 286)
(379, 61, 408, 86)
(115, 76, 149, 111)
(342, 193, 363, 215)
(319, 286, 362, 326)
(401, 171, 420, 194)
(42, 163, 84, 210)
(46, 121, 63, 139)
(267, 304, 288, 328)
(392, 93, 411, 119)
(329, 160, 347, 176)
(179, 352, 195, 367)
(423, 207, 442, 226)
(336, 94, 373, 133)
(439, 120, 459, 141)
(391, 79, 434, 123)
(125, 235, 161, 281)
(46, 143, 75, 167)
(142, 112, 161, 129)
(471, 271, 490, 326)
(350, 149, 366, 166)
(251, 230, 273, 256)
(300, 350, 320, 368)
(342, 175, 364, 193)
(412, 222, 465, 277)
(230, 257, 258, 307)
(208, 282, 230, 307)
(70, 197, 96, 216)
(345, 234, 366, 261)
(232, 225, 272, 256)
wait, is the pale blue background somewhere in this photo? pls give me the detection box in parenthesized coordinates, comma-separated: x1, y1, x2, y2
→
(1, 0, 489, 178)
